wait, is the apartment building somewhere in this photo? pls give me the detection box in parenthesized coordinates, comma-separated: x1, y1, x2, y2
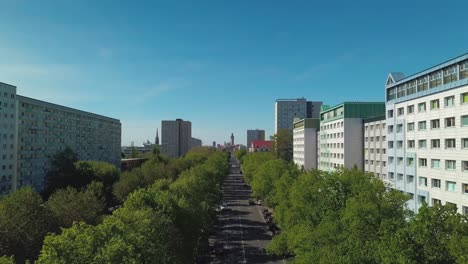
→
(247, 129, 265, 151)
(363, 115, 387, 182)
(293, 118, 320, 170)
(319, 102, 385, 172)
(274, 98, 322, 133)
(0, 82, 121, 194)
(385, 54, 468, 214)
(161, 119, 192, 158)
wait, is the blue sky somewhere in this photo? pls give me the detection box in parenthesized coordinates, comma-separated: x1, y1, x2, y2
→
(1, 0, 467, 146)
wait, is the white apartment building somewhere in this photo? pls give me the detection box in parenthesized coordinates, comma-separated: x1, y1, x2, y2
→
(161, 119, 192, 158)
(386, 54, 468, 214)
(0, 82, 122, 194)
(293, 118, 320, 170)
(274, 98, 322, 134)
(319, 102, 385, 172)
(363, 115, 387, 182)
(247, 129, 265, 151)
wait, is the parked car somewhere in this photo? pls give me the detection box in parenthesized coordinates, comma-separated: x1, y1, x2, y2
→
(257, 200, 263, 206)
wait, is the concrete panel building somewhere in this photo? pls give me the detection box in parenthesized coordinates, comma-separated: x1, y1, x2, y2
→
(190, 137, 202, 149)
(319, 102, 385, 172)
(363, 115, 387, 182)
(293, 118, 320, 170)
(274, 98, 322, 134)
(247, 129, 265, 151)
(0, 82, 121, 194)
(161, 119, 192, 158)
(385, 54, 468, 214)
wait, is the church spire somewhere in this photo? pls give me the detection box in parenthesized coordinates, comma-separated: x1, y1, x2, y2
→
(155, 128, 160, 145)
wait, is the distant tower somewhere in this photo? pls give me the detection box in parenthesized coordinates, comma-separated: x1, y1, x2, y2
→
(231, 133, 235, 146)
(155, 128, 160, 145)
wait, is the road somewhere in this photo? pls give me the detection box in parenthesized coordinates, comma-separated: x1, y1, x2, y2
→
(206, 154, 283, 264)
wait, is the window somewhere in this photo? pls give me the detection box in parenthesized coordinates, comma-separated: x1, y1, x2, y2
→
(397, 107, 404, 116)
(431, 139, 440, 149)
(433, 199, 441, 206)
(407, 175, 414, 183)
(408, 140, 415, 148)
(418, 195, 426, 204)
(418, 102, 426, 112)
(407, 158, 414, 166)
(388, 125, 394, 133)
(407, 122, 414, 131)
(462, 161, 468, 172)
(463, 184, 468, 195)
(430, 99, 439, 110)
(446, 181, 456, 192)
(419, 158, 427, 167)
(431, 119, 440, 129)
(397, 174, 404, 181)
(388, 141, 394, 149)
(418, 140, 427, 148)
(389, 172, 394, 179)
(418, 121, 426, 130)
(446, 160, 456, 170)
(445, 117, 455, 128)
(462, 115, 468, 127)
(463, 138, 468, 149)
(445, 96, 455, 107)
(461, 61, 468, 79)
(431, 159, 440, 168)
(397, 141, 403, 149)
(389, 157, 394, 164)
(429, 71, 442, 88)
(432, 179, 441, 188)
(462, 92, 468, 104)
(387, 110, 394, 118)
(464, 206, 468, 216)
(417, 76, 428, 91)
(419, 177, 427, 187)
(444, 66, 458, 84)
(397, 157, 403, 165)
(397, 124, 403, 133)
(404, 105, 413, 115)
(445, 139, 456, 149)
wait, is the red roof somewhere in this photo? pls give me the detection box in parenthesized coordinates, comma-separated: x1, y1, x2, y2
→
(251, 140, 272, 149)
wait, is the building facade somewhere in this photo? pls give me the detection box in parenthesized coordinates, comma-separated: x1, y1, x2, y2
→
(161, 119, 192, 158)
(293, 118, 320, 170)
(0, 82, 121, 194)
(385, 54, 468, 214)
(319, 102, 385, 172)
(247, 129, 265, 151)
(274, 98, 322, 133)
(190, 137, 202, 149)
(250, 140, 272, 152)
(363, 115, 387, 183)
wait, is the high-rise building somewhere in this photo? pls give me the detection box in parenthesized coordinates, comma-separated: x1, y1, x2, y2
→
(161, 119, 192, 158)
(247, 129, 265, 151)
(293, 118, 320, 170)
(363, 115, 387, 182)
(318, 102, 385, 172)
(274, 98, 322, 134)
(0, 82, 121, 194)
(385, 54, 468, 214)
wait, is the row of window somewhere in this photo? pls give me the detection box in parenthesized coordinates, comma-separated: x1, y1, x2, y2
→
(321, 142, 344, 149)
(364, 123, 386, 131)
(320, 152, 344, 159)
(365, 136, 387, 142)
(321, 121, 344, 131)
(365, 160, 387, 167)
(388, 115, 468, 133)
(321, 131, 345, 139)
(387, 61, 468, 101)
(388, 138, 468, 150)
(388, 156, 468, 171)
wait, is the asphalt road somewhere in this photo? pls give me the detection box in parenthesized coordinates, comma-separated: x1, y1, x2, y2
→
(206, 155, 283, 264)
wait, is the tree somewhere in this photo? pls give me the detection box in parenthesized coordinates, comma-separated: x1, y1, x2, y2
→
(42, 147, 82, 198)
(270, 129, 293, 162)
(46, 182, 106, 228)
(0, 188, 57, 263)
(250, 159, 290, 206)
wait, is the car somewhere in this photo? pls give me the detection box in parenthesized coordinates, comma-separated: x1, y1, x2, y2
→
(257, 200, 263, 206)
(248, 199, 255, 205)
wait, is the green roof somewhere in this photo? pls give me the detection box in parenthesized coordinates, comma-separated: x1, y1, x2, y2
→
(320, 102, 385, 123)
(293, 118, 320, 129)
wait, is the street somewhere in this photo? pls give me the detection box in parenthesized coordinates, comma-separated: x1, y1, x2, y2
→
(206, 155, 283, 264)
